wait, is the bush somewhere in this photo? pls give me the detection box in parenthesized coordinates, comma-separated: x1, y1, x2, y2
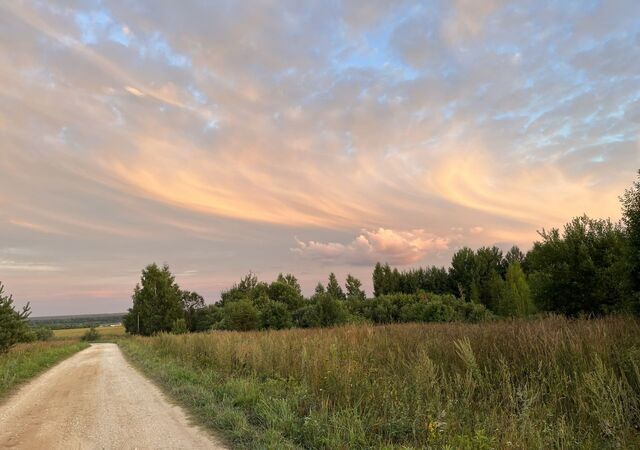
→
(222, 299, 260, 331)
(81, 327, 100, 341)
(34, 327, 54, 341)
(171, 318, 188, 334)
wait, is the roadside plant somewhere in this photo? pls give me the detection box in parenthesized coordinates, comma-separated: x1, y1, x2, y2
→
(0, 282, 32, 353)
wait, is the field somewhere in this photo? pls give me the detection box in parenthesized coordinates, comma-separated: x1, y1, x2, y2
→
(30, 312, 125, 330)
(120, 316, 640, 449)
(0, 341, 88, 399)
(53, 325, 126, 339)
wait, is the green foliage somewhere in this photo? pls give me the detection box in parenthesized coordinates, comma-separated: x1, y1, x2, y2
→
(0, 282, 32, 353)
(221, 299, 260, 331)
(33, 327, 54, 341)
(621, 170, 640, 312)
(267, 280, 304, 310)
(180, 290, 204, 332)
(344, 274, 366, 301)
(356, 292, 493, 324)
(171, 318, 188, 334)
(259, 301, 292, 330)
(220, 272, 259, 306)
(450, 247, 477, 300)
(326, 273, 346, 300)
(81, 327, 100, 341)
(497, 262, 536, 317)
(193, 304, 224, 331)
(374, 263, 452, 297)
(123, 263, 184, 335)
(527, 216, 631, 315)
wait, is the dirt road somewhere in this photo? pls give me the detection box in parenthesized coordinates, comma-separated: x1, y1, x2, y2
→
(0, 343, 226, 449)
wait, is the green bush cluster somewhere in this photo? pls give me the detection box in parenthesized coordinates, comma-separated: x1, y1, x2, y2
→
(80, 327, 100, 342)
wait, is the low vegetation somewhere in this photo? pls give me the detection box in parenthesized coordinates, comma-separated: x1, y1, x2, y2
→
(52, 325, 125, 340)
(0, 341, 88, 399)
(121, 316, 640, 449)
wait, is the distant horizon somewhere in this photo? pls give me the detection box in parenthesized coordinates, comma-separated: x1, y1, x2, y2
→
(2, 0, 638, 316)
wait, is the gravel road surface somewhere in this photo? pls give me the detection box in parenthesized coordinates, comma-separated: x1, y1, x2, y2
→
(0, 343, 225, 449)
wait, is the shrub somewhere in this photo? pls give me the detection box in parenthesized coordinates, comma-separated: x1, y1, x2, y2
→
(222, 299, 260, 331)
(171, 318, 188, 334)
(81, 327, 100, 342)
(34, 327, 54, 341)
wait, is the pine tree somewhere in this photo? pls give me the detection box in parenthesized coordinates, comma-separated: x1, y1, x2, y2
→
(0, 282, 32, 353)
(326, 273, 346, 300)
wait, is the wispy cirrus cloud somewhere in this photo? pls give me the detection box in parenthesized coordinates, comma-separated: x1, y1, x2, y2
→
(0, 0, 638, 314)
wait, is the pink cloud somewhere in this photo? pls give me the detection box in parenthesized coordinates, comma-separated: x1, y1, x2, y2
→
(293, 228, 450, 265)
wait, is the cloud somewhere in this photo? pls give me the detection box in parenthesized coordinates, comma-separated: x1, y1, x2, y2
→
(0, 260, 62, 272)
(0, 0, 638, 313)
(293, 228, 450, 265)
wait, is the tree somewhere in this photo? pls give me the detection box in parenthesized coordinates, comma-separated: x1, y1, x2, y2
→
(259, 300, 292, 329)
(315, 293, 348, 326)
(527, 216, 630, 315)
(0, 282, 32, 353)
(180, 290, 205, 331)
(345, 274, 366, 301)
(498, 263, 535, 317)
(222, 299, 260, 331)
(277, 273, 302, 295)
(268, 280, 304, 310)
(621, 170, 640, 312)
(314, 282, 326, 295)
(326, 273, 346, 300)
(474, 246, 504, 308)
(450, 247, 477, 301)
(220, 272, 259, 305)
(503, 246, 525, 270)
(373, 262, 384, 297)
(123, 263, 184, 335)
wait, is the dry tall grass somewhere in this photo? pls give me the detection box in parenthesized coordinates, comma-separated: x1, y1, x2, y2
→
(124, 316, 640, 449)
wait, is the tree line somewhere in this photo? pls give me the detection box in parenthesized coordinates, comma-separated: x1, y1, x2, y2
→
(1, 172, 638, 348)
(121, 171, 640, 335)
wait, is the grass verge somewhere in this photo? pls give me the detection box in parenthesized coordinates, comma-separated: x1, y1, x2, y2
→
(0, 341, 89, 400)
(120, 316, 640, 449)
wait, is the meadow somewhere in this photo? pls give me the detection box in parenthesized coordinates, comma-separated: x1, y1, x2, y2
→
(52, 325, 126, 340)
(120, 315, 640, 449)
(0, 340, 88, 399)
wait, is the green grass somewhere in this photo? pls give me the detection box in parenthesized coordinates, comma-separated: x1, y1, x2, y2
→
(0, 341, 89, 400)
(120, 316, 640, 449)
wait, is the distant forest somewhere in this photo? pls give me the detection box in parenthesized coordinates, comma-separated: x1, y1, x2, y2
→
(29, 313, 125, 330)
(122, 171, 640, 335)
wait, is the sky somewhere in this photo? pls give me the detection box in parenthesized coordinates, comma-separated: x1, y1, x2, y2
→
(1, 0, 638, 316)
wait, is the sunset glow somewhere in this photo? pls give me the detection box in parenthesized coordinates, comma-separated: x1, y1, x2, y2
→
(1, 0, 638, 314)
